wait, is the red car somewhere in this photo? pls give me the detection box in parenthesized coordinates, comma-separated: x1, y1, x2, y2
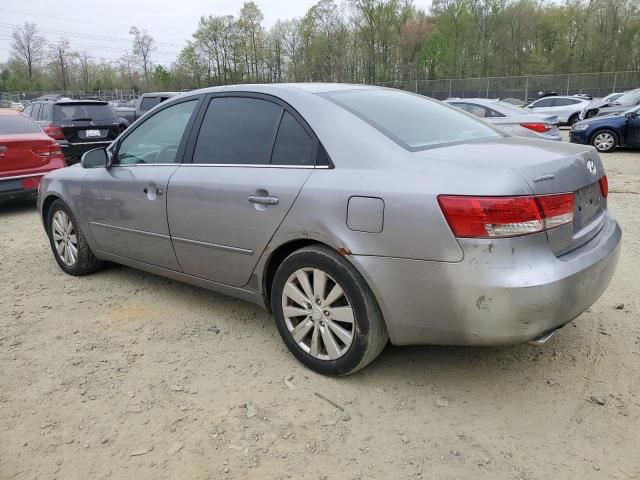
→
(0, 109, 66, 200)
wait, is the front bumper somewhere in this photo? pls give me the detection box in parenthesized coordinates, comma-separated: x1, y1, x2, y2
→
(351, 213, 621, 346)
(569, 130, 590, 145)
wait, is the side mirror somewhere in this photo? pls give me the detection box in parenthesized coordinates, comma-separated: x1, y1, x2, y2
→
(81, 148, 109, 168)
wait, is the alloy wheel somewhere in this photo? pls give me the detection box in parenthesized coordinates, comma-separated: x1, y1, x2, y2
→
(52, 210, 78, 267)
(593, 132, 615, 151)
(281, 267, 355, 361)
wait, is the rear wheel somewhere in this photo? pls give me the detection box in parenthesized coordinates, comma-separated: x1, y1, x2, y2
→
(590, 129, 618, 153)
(271, 245, 388, 376)
(47, 199, 103, 276)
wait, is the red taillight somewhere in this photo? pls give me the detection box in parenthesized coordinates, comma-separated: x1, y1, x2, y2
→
(438, 193, 574, 238)
(599, 175, 608, 198)
(520, 123, 551, 133)
(32, 144, 63, 157)
(43, 125, 65, 140)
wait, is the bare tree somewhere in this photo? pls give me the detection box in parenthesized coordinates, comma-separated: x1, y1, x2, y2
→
(49, 38, 73, 92)
(129, 27, 156, 86)
(10, 22, 46, 82)
(76, 51, 92, 90)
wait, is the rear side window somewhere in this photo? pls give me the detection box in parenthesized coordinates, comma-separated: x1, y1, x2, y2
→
(554, 98, 579, 106)
(40, 103, 53, 121)
(271, 111, 315, 166)
(32, 103, 42, 120)
(0, 115, 42, 134)
(193, 97, 281, 165)
(531, 98, 553, 107)
(53, 103, 116, 122)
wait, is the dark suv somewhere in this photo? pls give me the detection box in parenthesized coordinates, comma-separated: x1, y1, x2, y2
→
(23, 99, 121, 164)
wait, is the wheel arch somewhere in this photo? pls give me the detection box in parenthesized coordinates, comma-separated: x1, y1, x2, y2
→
(260, 236, 358, 313)
(41, 193, 64, 227)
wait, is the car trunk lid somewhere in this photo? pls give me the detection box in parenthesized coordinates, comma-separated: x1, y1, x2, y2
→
(417, 137, 606, 255)
(0, 133, 56, 173)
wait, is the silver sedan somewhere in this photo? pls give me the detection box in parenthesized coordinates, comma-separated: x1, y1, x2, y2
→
(445, 98, 561, 141)
(38, 84, 621, 375)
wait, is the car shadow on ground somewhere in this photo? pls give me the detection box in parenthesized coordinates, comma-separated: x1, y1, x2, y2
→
(0, 198, 37, 217)
(89, 262, 582, 391)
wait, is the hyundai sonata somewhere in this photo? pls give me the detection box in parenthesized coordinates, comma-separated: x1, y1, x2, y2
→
(38, 84, 621, 375)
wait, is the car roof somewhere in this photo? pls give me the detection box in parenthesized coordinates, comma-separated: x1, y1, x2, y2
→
(141, 92, 179, 97)
(178, 83, 377, 100)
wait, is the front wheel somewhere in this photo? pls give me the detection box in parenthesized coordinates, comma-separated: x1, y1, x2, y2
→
(590, 129, 618, 153)
(47, 199, 103, 276)
(271, 245, 388, 376)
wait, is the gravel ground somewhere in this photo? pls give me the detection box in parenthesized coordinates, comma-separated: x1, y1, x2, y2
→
(1, 138, 639, 480)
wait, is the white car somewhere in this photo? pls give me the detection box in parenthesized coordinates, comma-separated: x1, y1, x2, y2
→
(525, 96, 591, 126)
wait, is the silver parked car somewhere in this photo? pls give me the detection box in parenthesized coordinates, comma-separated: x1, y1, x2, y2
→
(445, 98, 561, 141)
(525, 95, 591, 125)
(580, 89, 640, 120)
(38, 84, 621, 375)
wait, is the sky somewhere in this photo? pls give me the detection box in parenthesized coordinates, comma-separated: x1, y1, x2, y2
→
(0, 0, 432, 65)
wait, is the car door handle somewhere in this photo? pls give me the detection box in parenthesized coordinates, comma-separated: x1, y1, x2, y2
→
(143, 187, 163, 196)
(248, 195, 279, 205)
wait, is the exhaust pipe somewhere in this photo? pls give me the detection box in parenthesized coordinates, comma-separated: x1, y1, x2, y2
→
(527, 329, 557, 346)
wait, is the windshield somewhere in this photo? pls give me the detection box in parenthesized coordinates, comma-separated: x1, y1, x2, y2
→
(613, 90, 640, 105)
(624, 105, 640, 115)
(53, 103, 116, 123)
(0, 115, 42, 134)
(324, 89, 501, 150)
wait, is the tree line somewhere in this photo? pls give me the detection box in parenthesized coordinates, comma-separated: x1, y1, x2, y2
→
(1, 0, 639, 96)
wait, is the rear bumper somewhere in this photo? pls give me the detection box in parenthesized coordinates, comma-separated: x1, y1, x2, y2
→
(351, 213, 621, 346)
(0, 174, 42, 200)
(58, 141, 112, 164)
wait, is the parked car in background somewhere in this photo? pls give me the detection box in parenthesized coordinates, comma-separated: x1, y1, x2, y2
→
(38, 84, 620, 375)
(570, 105, 640, 152)
(445, 98, 561, 141)
(0, 109, 66, 200)
(525, 95, 591, 125)
(579, 88, 640, 120)
(23, 99, 121, 164)
(112, 92, 178, 127)
(0, 100, 12, 109)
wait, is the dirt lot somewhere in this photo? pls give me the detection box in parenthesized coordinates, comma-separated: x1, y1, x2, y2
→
(1, 137, 639, 480)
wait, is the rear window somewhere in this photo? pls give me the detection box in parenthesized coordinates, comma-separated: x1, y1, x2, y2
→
(615, 90, 640, 105)
(324, 89, 500, 150)
(53, 103, 116, 123)
(0, 115, 42, 134)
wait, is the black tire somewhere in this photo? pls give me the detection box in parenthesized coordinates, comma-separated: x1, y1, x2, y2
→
(271, 245, 388, 376)
(568, 113, 580, 126)
(46, 199, 103, 276)
(589, 129, 618, 153)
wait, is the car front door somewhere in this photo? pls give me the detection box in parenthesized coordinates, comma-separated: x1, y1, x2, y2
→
(167, 94, 319, 287)
(82, 97, 200, 270)
(626, 110, 640, 146)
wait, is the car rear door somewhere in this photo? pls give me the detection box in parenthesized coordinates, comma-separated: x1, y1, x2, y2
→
(166, 93, 318, 287)
(82, 97, 201, 270)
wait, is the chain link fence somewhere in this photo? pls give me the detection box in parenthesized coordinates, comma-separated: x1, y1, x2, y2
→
(0, 90, 138, 103)
(377, 71, 640, 100)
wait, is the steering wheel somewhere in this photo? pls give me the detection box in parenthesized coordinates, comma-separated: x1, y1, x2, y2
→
(156, 144, 178, 163)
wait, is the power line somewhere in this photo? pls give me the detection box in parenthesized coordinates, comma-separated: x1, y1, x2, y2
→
(0, 21, 187, 48)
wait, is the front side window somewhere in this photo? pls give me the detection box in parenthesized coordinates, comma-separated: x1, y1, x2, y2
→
(193, 97, 281, 165)
(325, 89, 500, 150)
(139, 96, 160, 112)
(116, 100, 197, 165)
